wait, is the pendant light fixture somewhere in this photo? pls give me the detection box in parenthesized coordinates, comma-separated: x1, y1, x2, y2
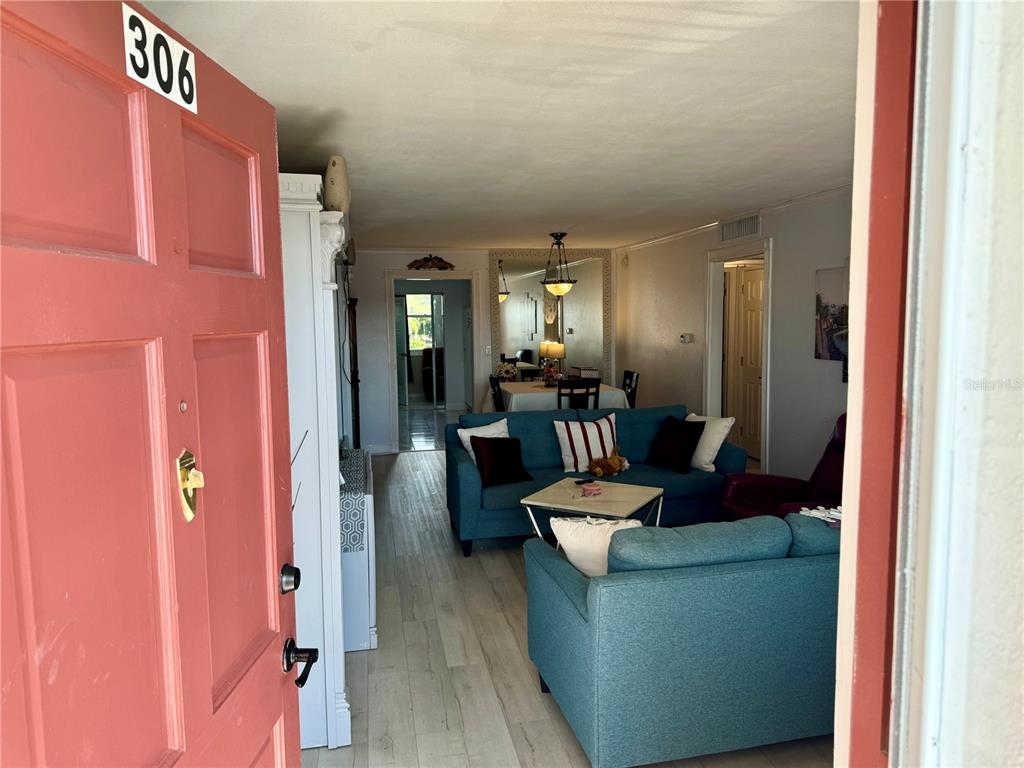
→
(540, 232, 576, 296)
(497, 259, 511, 303)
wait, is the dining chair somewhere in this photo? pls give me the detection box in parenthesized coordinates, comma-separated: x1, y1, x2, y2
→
(556, 377, 601, 410)
(621, 369, 640, 408)
(489, 376, 507, 412)
(520, 368, 542, 382)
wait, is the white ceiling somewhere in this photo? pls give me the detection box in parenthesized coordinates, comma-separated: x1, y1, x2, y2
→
(150, 1, 858, 249)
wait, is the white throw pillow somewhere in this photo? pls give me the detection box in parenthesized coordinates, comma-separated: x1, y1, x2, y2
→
(685, 414, 735, 472)
(550, 516, 642, 577)
(457, 418, 509, 465)
(553, 414, 617, 472)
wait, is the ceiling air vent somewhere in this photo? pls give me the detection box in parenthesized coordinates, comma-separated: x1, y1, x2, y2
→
(719, 214, 761, 242)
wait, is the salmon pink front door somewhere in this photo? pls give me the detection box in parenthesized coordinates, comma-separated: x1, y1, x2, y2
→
(1, 3, 300, 765)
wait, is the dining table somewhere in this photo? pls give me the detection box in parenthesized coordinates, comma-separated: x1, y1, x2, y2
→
(482, 380, 631, 413)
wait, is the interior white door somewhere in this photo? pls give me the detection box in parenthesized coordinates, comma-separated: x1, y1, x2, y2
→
(738, 266, 764, 459)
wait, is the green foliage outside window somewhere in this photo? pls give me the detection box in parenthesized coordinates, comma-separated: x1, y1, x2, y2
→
(406, 295, 433, 350)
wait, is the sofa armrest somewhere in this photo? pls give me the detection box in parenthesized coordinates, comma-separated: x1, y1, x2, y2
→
(524, 539, 597, 759)
(714, 441, 747, 475)
(524, 538, 589, 620)
(446, 443, 481, 535)
(722, 473, 810, 505)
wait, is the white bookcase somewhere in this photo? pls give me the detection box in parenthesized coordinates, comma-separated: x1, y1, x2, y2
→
(280, 174, 351, 748)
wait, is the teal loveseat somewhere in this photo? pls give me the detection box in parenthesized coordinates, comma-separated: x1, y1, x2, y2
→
(445, 405, 747, 555)
(525, 514, 840, 768)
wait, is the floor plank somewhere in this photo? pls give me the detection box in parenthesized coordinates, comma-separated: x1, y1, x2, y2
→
(471, 610, 549, 726)
(509, 719, 575, 768)
(430, 579, 486, 668)
(449, 663, 521, 768)
(367, 669, 417, 768)
(700, 746, 775, 768)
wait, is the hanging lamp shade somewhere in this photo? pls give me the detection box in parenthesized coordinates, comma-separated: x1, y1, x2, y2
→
(540, 232, 577, 296)
(497, 259, 511, 303)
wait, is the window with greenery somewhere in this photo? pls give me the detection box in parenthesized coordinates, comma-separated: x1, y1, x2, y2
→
(405, 294, 433, 350)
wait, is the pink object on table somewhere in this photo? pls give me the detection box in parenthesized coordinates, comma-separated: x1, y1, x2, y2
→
(580, 482, 603, 497)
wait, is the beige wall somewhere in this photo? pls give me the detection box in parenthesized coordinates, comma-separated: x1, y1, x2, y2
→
(615, 226, 718, 413)
(615, 188, 852, 477)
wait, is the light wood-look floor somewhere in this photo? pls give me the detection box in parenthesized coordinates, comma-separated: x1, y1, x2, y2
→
(302, 451, 833, 768)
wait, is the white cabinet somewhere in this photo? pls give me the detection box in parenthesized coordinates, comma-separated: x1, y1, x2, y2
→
(280, 174, 350, 748)
(340, 449, 377, 651)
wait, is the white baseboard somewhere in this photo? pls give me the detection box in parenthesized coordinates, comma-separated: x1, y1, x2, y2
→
(329, 690, 352, 748)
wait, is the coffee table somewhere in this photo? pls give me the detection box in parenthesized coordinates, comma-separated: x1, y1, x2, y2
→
(520, 478, 665, 537)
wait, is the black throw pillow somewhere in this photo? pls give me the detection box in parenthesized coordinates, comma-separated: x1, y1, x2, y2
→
(470, 436, 534, 488)
(646, 416, 705, 473)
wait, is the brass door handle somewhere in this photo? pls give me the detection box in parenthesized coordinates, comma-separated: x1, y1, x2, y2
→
(176, 449, 205, 522)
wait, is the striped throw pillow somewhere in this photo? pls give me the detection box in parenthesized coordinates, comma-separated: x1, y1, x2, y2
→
(553, 414, 618, 472)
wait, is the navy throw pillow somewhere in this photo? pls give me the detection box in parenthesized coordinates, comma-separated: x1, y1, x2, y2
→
(470, 436, 534, 488)
(646, 416, 705, 473)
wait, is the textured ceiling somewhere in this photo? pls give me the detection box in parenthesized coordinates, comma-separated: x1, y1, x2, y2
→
(149, 1, 858, 248)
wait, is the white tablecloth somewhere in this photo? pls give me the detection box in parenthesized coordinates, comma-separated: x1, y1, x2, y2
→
(482, 381, 630, 413)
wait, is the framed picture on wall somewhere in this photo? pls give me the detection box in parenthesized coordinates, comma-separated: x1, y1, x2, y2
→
(815, 265, 849, 380)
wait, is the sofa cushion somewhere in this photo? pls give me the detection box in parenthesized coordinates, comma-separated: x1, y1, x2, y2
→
(554, 413, 618, 472)
(457, 418, 508, 464)
(460, 409, 576, 470)
(785, 513, 841, 557)
(470, 436, 533, 488)
(481, 467, 583, 510)
(578, 405, 687, 464)
(601, 463, 724, 499)
(550, 516, 642, 577)
(685, 413, 736, 472)
(646, 416, 705, 473)
(607, 516, 792, 572)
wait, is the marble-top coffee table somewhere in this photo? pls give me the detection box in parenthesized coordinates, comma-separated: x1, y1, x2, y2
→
(520, 477, 664, 537)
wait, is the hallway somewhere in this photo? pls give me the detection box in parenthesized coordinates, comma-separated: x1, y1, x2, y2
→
(398, 406, 463, 452)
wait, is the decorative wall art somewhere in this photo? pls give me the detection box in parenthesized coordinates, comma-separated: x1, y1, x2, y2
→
(814, 265, 850, 382)
(407, 254, 455, 271)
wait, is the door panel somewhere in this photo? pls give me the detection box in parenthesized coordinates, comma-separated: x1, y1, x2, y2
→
(1, 343, 180, 767)
(1, 3, 299, 765)
(182, 122, 260, 275)
(0, 23, 146, 260)
(193, 334, 275, 704)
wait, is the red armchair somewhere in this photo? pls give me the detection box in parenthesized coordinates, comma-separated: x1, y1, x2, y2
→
(723, 414, 846, 519)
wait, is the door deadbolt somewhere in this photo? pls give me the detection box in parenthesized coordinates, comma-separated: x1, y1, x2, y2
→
(282, 637, 319, 688)
(279, 563, 301, 594)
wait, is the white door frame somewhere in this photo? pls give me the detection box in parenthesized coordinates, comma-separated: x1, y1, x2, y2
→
(703, 237, 773, 471)
(383, 268, 483, 453)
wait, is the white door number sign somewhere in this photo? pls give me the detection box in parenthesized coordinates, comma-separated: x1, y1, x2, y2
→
(122, 4, 197, 113)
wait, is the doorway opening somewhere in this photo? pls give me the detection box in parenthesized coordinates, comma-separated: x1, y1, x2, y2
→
(704, 239, 772, 471)
(394, 279, 473, 451)
(723, 259, 765, 466)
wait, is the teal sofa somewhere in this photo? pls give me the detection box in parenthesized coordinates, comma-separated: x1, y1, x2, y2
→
(525, 514, 840, 768)
(445, 405, 747, 555)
